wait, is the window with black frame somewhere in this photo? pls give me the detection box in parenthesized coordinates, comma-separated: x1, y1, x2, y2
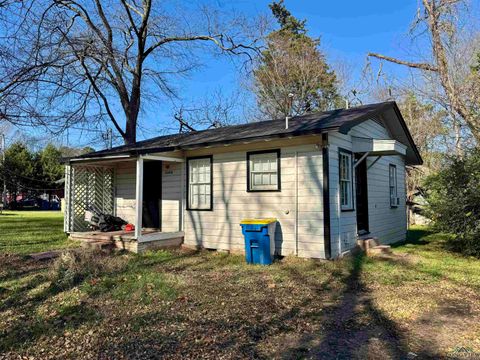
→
(247, 150, 280, 192)
(339, 151, 353, 211)
(389, 164, 398, 207)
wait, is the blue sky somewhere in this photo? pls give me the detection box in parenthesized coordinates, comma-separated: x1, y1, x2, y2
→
(133, 0, 419, 143)
(17, 0, 423, 149)
(181, 0, 418, 99)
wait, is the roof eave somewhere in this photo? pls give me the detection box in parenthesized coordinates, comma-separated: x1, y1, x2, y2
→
(68, 127, 337, 161)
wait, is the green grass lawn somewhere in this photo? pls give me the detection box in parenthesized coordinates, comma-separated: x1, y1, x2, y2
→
(0, 216, 479, 359)
(0, 211, 79, 254)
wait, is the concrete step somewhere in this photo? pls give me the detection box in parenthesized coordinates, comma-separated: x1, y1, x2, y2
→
(367, 245, 392, 256)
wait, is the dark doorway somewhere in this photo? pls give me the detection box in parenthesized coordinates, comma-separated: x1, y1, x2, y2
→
(142, 161, 162, 229)
(355, 154, 369, 234)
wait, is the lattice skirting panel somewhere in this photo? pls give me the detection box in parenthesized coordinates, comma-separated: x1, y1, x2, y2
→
(64, 165, 115, 232)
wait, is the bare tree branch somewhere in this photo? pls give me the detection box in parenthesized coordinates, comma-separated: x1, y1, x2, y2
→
(0, 1, 260, 144)
(367, 53, 438, 72)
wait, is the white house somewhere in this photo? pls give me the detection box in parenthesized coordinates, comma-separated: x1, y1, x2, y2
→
(63, 101, 422, 258)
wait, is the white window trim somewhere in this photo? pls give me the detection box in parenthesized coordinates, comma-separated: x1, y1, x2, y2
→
(187, 156, 212, 211)
(339, 151, 353, 211)
(247, 150, 280, 192)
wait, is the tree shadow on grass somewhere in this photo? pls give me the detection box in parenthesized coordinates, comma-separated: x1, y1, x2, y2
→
(0, 274, 99, 353)
(270, 255, 437, 359)
(87, 252, 443, 359)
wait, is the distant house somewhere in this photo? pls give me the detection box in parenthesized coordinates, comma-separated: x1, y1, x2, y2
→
(63, 101, 422, 257)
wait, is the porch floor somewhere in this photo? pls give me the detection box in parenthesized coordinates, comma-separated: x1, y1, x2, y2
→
(69, 229, 159, 242)
(69, 229, 184, 253)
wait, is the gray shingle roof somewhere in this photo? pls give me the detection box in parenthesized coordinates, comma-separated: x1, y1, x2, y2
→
(69, 101, 422, 164)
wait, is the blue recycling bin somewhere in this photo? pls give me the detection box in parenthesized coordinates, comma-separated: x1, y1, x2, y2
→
(240, 218, 277, 265)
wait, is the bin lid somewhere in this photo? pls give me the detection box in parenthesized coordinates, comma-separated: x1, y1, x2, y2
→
(240, 218, 277, 225)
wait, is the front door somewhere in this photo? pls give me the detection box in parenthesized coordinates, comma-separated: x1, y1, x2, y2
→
(142, 161, 162, 229)
(355, 154, 369, 234)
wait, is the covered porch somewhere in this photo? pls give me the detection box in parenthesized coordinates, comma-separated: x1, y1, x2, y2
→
(64, 153, 186, 253)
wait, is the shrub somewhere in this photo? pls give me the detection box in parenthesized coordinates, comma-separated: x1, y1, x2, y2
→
(49, 249, 128, 290)
(424, 149, 480, 257)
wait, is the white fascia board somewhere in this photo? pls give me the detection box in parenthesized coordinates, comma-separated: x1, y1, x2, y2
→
(141, 154, 185, 162)
(69, 154, 133, 163)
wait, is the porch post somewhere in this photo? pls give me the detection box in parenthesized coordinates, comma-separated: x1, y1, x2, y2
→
(135, 156, 144, 240)
(64, 164, 72, 233)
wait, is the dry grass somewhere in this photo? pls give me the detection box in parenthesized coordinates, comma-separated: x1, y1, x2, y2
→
(0, 226, 479, 359)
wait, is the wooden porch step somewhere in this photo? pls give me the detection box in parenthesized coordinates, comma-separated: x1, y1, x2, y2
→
(80, 239, 115, 251)
(356, 237, 380, 251)
(69, 232, 117, 241)
(367, 245, 392, 256)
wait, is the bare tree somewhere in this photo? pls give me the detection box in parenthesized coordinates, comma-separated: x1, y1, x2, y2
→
(172, 89, 247, 133)
(0, 1, 260, 144)
(368, 0, 480, 144)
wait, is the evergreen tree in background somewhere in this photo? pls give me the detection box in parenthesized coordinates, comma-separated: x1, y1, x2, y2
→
(254, 0, 340, 119)
(0, 142, 82, 206)
(0, 142, 35, 203)
(38, 144, 63, 189)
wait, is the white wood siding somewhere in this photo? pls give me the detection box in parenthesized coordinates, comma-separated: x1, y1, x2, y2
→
(161, 162, 181, 232)
(114, 160, 182, 232)
(328, 132, 357, 258)
(111, 119, 407, 258)
(327, 119, 408, 256)
(350, 120, 407, 244)
(329, 120, 407, 257)
(183, 140, 326, 258)
(115, 161, 136, 224)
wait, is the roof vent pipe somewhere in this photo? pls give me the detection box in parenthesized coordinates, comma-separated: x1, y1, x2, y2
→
(286, 93, 294, 129)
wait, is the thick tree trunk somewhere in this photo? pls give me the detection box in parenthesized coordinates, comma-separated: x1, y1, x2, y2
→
(124, 112, 137, 145)
(124, 69, 142, 145)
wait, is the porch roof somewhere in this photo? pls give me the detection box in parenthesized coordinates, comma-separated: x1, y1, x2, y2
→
(65, 101, 423, 165)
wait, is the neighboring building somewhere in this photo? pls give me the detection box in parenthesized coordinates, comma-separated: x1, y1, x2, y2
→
(63, 101, 422, 257)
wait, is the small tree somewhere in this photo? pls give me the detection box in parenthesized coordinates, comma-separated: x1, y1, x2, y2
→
(253, 0, 340, 119)
(398, 93, 445, 222)
(425, 149, 480, 257)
